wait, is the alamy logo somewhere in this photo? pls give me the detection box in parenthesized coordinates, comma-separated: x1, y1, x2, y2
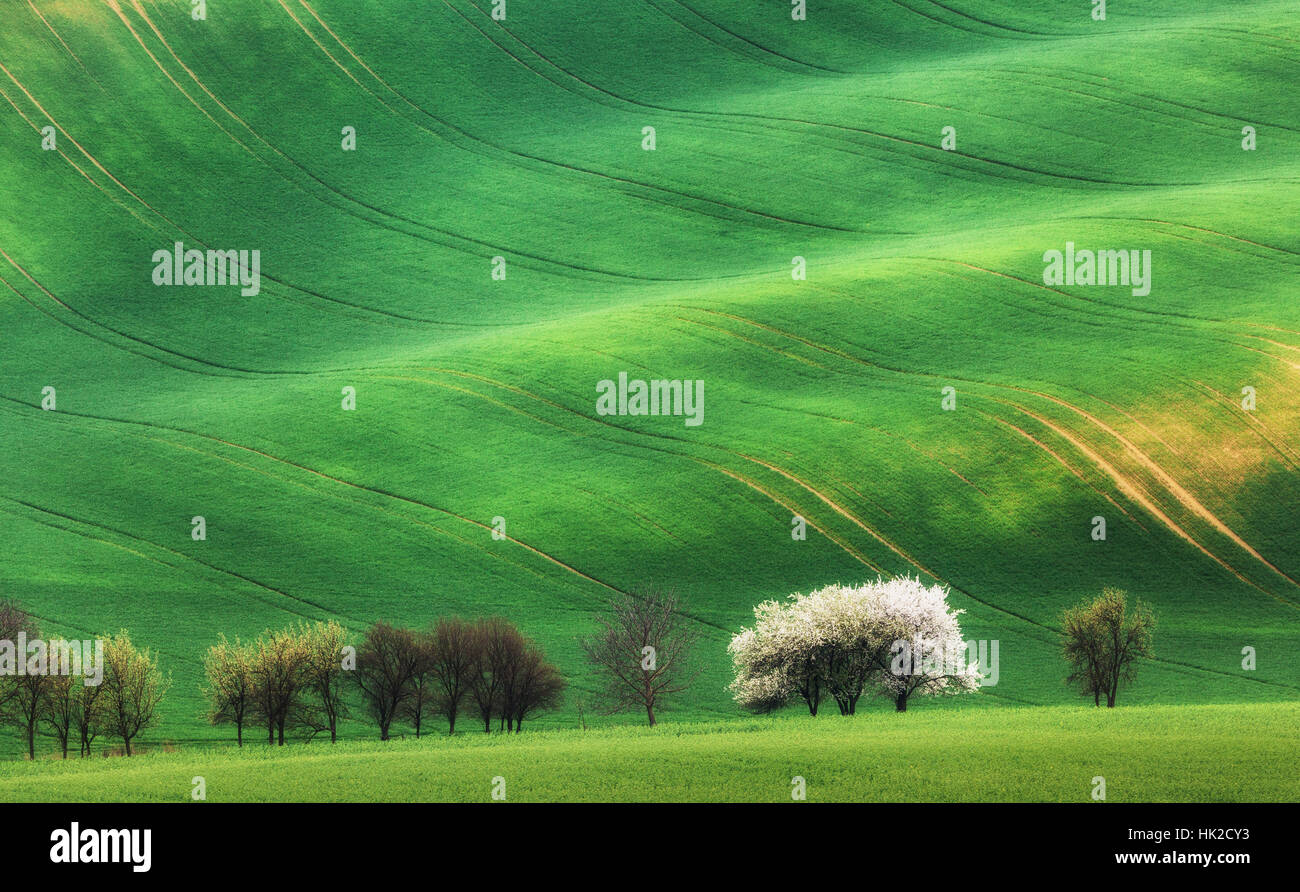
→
(152, 241, 261, 296)
(889, 637, 1000, 687)
(49, 823, 151, 872)
(1043, 242, 1151, 296)
(0, 634, 103, 685)
(596, 372, 703, 427)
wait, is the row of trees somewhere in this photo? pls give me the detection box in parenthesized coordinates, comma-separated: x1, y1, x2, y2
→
(727, 578, 981, 714)
(0, 600, 168, 758)
(203, 616, 566, 745)
(2, 583, 1157, 758)
(204, 620, 349, 746)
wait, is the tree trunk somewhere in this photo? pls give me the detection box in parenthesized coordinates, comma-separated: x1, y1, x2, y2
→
(1106, 692, 1116, 708)
(123, 736, 133, 756)
(448, 709, 456, 735)
(646, 703, 656, 727)
(1093, 690, 1100, 707)
(895, 692, 908, 712)
(26, 724, 35, 760)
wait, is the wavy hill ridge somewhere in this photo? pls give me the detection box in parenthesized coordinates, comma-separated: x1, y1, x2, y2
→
(1, 0, 1297, 746)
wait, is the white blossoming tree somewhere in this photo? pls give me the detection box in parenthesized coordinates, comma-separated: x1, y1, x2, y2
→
(728, 577, 980, 715)
(873, 577, 981, 711)
(727, 599, 823, 714)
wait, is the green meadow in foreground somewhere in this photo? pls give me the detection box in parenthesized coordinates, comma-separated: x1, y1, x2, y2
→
(0, 0, 1297, 788)
(1, 703, 1295, 802)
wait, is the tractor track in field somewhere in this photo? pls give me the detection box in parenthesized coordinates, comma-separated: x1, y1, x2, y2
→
(1076, 216, 1300, 262)
(1018, 65, 1300, 136)
(443, 0, 1194, 190)
(644, 0, 845, 75)
(357, 369, 1108, 644)
(24, 1, 99, 87)
(911, 0, 1054, 37)
(0, 61, 498, 330)
(115, 2, 733, 287)
(659, 0, 845, 72)
(0, 494, 338, 624)
(0, 393, 736, 636)
(281, 0, 858, 235)
(672, 306, 1300, 608)
(974, 409, 1142, 527)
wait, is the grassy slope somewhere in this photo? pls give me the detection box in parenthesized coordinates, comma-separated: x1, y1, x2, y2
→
(2, 703, 1296, 802)
(0, 0, 1297, 759)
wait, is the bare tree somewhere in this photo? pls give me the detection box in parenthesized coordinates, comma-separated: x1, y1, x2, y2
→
(429, 617, 477, 735)
(0, 600, 47, 758)
(354, 622, 419, 740)
(73, 676, 105, 757)
(101, 631, 168, 756)
(496, 627, 528, 733)
(0, 598, 39, 759)
(43, 674, 76, 759)
(509, 642, 566, 732)
(581, 587, 701, 726)
(401, 629, 437, 738)
(9, 671, 49, 760)
(468, 617, 520, 733)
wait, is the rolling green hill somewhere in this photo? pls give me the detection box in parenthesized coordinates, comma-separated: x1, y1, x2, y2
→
(1, 0, 1298, 761)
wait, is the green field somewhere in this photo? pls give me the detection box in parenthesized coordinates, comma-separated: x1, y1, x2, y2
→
(1, 0, 1298, 797)
(2, 703, 1296, 802)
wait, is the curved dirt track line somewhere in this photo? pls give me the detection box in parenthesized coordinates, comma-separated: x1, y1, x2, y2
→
(738, 451, 939, 579)
(1186, 379, 1300, 471)
(684, 305, 1300, 602)
(0, 269, 244, 379)
(993, 397, 1298, 609)
(1016, 387, 1300, 595)
(0, 84, 103, 191)
(0, 59, 160, 211)
(3, 49, 463, 331)
(121, 3, 684, 286)
(690, 457, 885, 576)
(1083, 216, 1300, 261)
(133, 1, 769, 285)
(1030, 65, 1300, 136)
(0, 247, 289, 379)
(975, 408, 1141, 527)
